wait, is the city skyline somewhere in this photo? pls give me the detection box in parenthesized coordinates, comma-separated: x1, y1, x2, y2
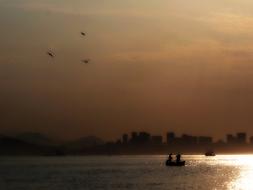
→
(2, 130, 253, 145)
(114, 131, 252, 145)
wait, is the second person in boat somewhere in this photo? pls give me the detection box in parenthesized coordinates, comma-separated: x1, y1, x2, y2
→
(176, 153, 181, 163)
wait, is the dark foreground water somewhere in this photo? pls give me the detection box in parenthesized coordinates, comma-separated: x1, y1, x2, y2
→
(0, 155, 252, 190)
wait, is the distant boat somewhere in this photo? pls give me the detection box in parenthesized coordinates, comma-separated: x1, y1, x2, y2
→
(166, 160, 185, 166)
(205, 151, 215, 156)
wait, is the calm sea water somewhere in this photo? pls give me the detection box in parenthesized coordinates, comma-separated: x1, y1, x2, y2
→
(0, 155, 252, 190)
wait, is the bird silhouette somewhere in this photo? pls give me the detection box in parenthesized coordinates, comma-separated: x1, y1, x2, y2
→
(81, 32, 86, 36)
(81, 59, 90, 64)
(47, 51, 55, 58)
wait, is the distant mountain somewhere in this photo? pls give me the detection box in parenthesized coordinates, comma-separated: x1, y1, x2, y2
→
(75, 136, 104, 147)
(63, 136, 104, 153)
(0, 134, 105, 156)
(0, 135, 65, 156)
(15, 133, 54, 146)
(0, 136, 45, 155)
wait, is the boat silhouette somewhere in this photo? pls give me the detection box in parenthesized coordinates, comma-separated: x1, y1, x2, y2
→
(166, 160, 185, 166)
(205, 151, 215, 156)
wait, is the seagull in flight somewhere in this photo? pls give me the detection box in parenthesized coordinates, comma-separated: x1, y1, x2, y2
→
(81, 59, 91, 64)
(47, 51, 55, 58)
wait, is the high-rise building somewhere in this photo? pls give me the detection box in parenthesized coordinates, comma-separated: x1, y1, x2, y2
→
(237, 132, 247, 144)
(250, 136, 253, 144)
(151, 136, 163, 145)
(198, 136, 212, 144)
(166, 132, 175, 144)
(131, 132, 138, 144)
(182, 134, 198, 144)
(122, 134, 128, 144)
(227, 134, 236, 144)
(138, 132, 151, 144)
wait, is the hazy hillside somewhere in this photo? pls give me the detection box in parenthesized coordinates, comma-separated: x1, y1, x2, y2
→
(15, 133, 54, 146)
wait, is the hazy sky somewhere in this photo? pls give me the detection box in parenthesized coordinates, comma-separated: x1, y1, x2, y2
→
(1, 0, 253, 140)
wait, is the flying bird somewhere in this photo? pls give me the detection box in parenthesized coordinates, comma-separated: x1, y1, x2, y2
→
(47, 51, 55, 58)
(81, 59, 91, 64)
(81, 32, 86, 36)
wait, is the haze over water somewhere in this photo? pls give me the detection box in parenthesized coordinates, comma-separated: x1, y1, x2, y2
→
(0, 155, 252, 190)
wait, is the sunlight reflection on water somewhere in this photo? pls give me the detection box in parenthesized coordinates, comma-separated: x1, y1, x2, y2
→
(0, 155, 253, 190)
(224, 155, 253, 190)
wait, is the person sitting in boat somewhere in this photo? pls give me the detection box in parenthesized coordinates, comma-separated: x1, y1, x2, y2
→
(168, 153, 173, 162)
(176, 153, 181, 163)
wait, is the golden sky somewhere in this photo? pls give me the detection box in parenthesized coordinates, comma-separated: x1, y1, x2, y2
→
(1, 0, 253, 140)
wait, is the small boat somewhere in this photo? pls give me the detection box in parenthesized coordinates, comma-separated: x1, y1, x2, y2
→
(166, 160, 185, 166)
(205, 151, 215, 156)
